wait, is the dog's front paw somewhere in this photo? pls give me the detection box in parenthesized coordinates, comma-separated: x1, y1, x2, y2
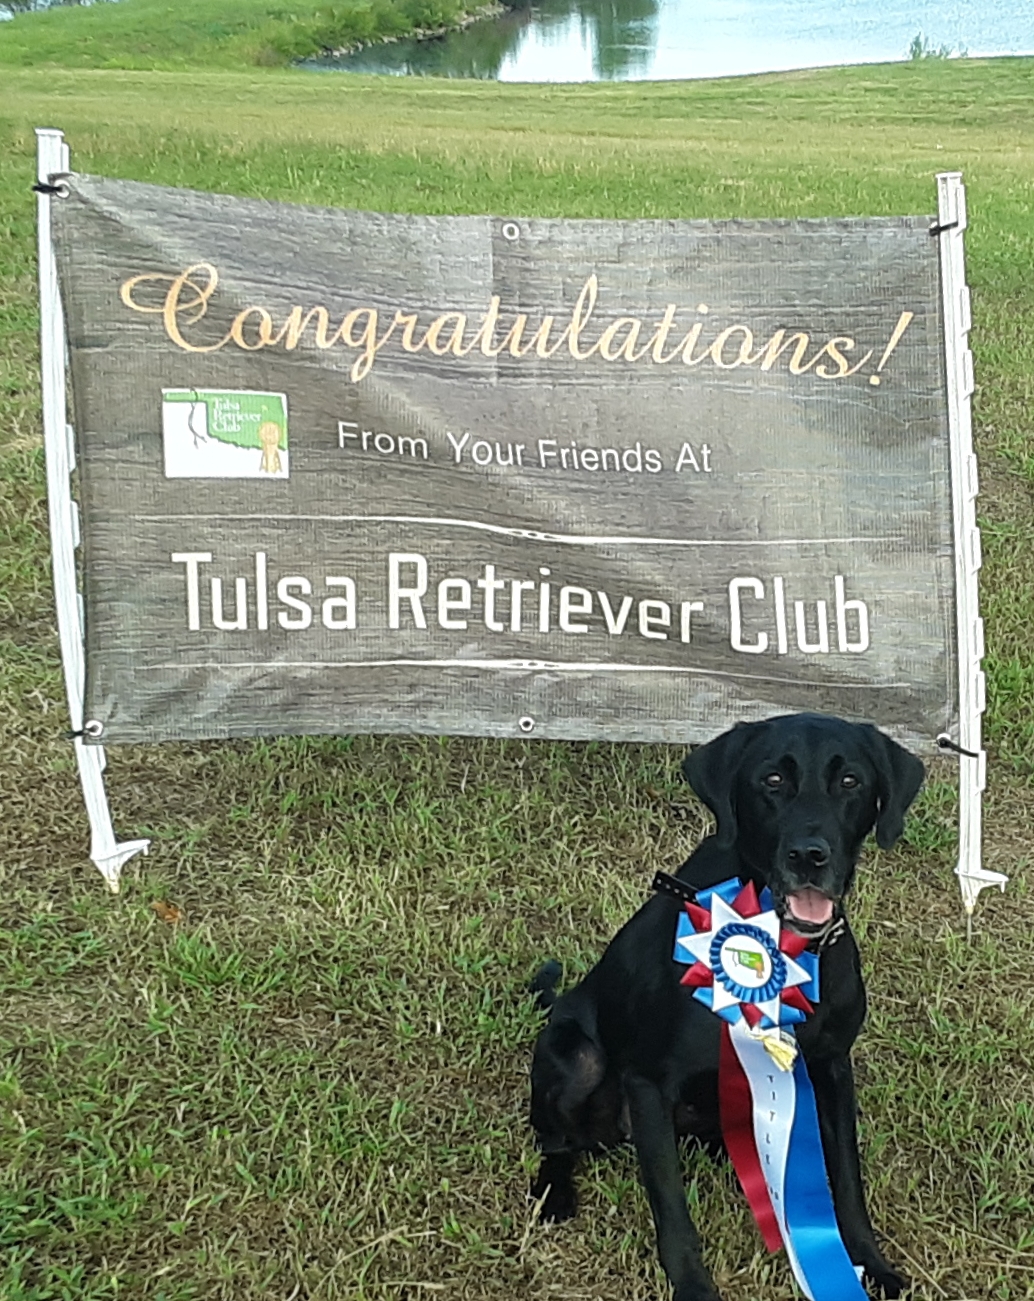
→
(862, 1259, 910, 1299)
(671, 1284, 723, 1301)
(529, 1173, 577, 1223)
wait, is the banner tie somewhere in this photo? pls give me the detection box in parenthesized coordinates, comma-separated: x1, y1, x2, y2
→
(65, 722, 103, 740)
(32, 174, 71, 197)
(936, 733, 982, 759)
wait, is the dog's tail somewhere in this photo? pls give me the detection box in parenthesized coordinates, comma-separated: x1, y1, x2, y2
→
(528, 959, 563, 1013)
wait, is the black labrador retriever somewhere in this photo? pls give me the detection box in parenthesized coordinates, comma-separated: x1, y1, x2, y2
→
(528, 713, 924, 1301)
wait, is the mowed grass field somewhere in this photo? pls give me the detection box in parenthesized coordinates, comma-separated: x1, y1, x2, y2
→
(2, 55, 1034, 1301)
(0, 0, 485, 68)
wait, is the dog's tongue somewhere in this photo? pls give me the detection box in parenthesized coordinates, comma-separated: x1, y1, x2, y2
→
(786, 888, 835, 926)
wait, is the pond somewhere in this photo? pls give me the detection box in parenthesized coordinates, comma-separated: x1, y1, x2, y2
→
(303, 0, 1034, 83)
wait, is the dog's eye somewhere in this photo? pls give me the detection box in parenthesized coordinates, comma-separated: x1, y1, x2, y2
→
(764, 773, 783, 788)
(841, 774, 859, 789)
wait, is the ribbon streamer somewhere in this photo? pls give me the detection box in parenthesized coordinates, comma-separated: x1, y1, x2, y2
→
(719, 1024, 782, 1251)
(783, 1050, 868, 1298)
(728, 1021, 803, 1282)
(728, 1020, 867, 1300)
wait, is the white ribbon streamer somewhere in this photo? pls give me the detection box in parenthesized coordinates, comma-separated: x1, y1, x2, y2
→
(729, 1020, 813, 1299)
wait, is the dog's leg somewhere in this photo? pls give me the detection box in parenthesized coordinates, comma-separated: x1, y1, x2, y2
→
(809, 1054, 908, 1299)
(529, 1009, 610, 1224)
(530, 1151, 579, 1223)
(625, 1073, 722, 1301)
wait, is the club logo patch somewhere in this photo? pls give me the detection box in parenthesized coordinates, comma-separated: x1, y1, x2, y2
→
(712, 922, 786, 1004)
(161, 389, 288, 479)
(723, 940, 768, 982)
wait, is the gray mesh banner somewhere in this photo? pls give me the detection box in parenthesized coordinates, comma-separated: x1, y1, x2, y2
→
(52, 176, 957, 749)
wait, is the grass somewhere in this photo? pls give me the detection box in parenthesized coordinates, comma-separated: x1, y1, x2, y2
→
(0, 0, 488, 69)
(2, 53, 1034, 1301)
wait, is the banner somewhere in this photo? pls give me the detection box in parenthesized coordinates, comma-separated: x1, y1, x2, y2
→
(52, 177, 957, 748)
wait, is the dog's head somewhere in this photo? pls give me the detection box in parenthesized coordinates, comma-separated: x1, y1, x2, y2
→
(682, 714, 925, 933)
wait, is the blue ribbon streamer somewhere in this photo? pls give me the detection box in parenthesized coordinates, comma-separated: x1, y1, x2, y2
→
(784, 1051, 869, 1300)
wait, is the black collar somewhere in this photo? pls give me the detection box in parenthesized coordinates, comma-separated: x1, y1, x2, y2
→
(651, 871, 846, 953)
(789, 913, 846, 953)
(651, 870, 700, 906)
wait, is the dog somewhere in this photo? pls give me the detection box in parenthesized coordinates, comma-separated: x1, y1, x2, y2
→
(528, 713, 925, 1301)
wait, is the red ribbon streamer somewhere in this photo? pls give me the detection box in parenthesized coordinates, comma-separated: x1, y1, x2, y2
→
(719, 1023, 783, 1252)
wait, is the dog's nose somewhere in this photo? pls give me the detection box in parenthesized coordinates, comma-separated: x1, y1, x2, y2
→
(787, 839, 830, 869)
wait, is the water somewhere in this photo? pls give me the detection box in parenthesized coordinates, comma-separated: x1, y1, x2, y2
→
(305, 0, 1034, 82)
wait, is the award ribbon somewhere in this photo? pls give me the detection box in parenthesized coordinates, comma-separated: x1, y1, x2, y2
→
(672, 877, 867, 1301)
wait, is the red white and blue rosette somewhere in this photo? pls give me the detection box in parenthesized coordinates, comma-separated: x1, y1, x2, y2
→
(674, 877, 867, 1301)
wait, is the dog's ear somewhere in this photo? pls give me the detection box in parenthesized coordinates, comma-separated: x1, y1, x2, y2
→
(866, 728, 926, 850)
(682, 722, 761, 848)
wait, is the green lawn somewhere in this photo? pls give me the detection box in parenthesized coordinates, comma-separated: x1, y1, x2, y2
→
(2, 55, 1034, 1301)
(0, 0, 485, 68)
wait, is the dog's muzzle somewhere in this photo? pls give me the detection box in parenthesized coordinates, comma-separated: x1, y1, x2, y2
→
(778, 890, 846, 950)
(782, 885, 837, 928)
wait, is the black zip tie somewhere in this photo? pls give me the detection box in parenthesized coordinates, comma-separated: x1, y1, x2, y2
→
(929, 220, 959, 237)
(936, 733, 982, 760)
(33, 172, 72, 197)
(651, 871, 698, 906)
(65, 722, 103, 741)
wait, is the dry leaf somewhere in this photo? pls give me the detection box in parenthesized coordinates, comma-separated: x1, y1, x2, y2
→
(151, 899, 184, 925)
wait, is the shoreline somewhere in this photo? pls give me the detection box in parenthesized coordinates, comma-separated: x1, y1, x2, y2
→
(312, 2, 507, 63)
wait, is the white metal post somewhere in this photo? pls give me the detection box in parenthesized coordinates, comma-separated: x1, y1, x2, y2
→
(36, 127, 150, 892)
(936, 172, 1007, 914)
